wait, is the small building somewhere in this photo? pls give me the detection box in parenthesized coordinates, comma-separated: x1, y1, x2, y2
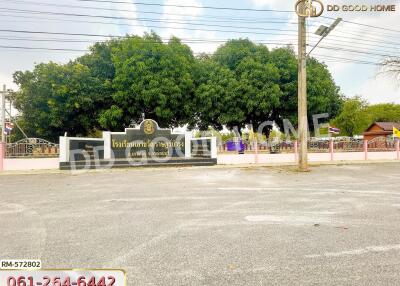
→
(363, 122, 400, 140)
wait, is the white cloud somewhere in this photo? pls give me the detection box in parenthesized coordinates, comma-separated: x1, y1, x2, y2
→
(250, 0, 294, 10)
(357, 77, 400, 104)
(161, 0, 203, 39)
(112, 1, 147, 36)
(159, 0, 219, 53)
(305, 0, 400, 103)
(0, 0, 147, 90)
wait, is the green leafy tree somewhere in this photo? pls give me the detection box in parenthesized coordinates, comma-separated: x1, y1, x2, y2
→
(364, 103, 400, 122)
(332, 99, 400, 136)
(203, 41, 342, 136)
(211, 39, 281, 135)
(11, 61, 105, 142)
(100, 33, 195, 130)
(190, 57, 242, 130)
(11, 35, 343, 141)
(331, 97, 369, 136)
(235, 57, 281, 133)
(269, 49, 343, 131)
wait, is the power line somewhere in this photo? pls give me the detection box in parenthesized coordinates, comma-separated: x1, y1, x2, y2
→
(0, 8, 300, 37)
(331, 28, 400, 44)
(324, 31, 400, 47)
(3, 7, 400, 49)
(310, 18, 400, 44)
(3, 15, 396, 55)
(0, 10, 298, 26)
(4, 32, 396, 60)
(307, 39, 399, 56)
(1, 26, 397, 61)
(0, 42, 386, 65)
(308, 37, 400, 54)
(0, 43, 391, 67)
(311, 45, 394, 58)
(0, 0, 295, 23)
(2, 16, 398, 60)
(322, 15, 400, 34)
(0, 35, 298, 47)
(76, 0, 293, 13)
(0, 45, 86, 51)
(313, 54, 384, 65)
(334, 25, 400, 40)
(307, 31, 400, 51)
(0, 8, 299, 33)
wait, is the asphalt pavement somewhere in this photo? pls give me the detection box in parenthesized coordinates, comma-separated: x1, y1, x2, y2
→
(0, 163, 400, 285)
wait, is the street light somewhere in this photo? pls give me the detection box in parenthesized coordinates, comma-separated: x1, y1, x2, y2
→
(307, 18, 342, 56)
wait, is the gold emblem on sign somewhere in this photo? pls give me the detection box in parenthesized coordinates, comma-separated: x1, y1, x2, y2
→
(143, 120, 155, 135)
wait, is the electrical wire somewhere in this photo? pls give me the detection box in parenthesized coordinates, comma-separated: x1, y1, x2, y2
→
(76, 0, 294, 13)
(322, 15, 400, 34)
(2, 7, 399, 49)
(0, 0, 295, 23)
(0, 8, 299, 34)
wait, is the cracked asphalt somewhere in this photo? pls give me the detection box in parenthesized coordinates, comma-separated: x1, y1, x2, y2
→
(1, 163, 400, 285)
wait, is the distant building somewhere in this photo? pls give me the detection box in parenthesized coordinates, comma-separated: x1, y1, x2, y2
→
(363, 122, 400, 140)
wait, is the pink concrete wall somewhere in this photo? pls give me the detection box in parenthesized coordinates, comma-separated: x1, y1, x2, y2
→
(2, 151, 399, 171)
(218, 151, 400, 165)
(367, 151, 397, 160)
(332, 152, 365, 161)
(309, 153, 331, 162)
(4, 158, 59, 171)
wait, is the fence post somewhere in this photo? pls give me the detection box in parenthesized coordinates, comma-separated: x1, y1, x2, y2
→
(254, 140, 259, 164)
(294, 140, 298, 163)
(364, 140, 368, 161)
(329, 139, 334, 161)
(396, 139, 400, 160)
(0, 142, 4, 171)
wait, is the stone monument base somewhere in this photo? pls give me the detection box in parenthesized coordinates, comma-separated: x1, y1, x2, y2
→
(60, 157, 217, 170)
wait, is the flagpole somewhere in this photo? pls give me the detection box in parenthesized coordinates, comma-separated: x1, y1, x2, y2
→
(0, 85, 5, 172)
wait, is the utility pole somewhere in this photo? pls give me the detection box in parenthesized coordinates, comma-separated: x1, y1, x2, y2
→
(298, 5, 308, 171)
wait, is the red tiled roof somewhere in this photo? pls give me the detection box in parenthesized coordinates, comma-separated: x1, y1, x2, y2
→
(374, 122, 400, 131)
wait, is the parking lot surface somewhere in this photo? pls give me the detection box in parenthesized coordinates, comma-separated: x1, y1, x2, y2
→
(1, 163, 400, 285)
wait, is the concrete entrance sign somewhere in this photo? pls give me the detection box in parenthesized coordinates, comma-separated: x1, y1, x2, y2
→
(59, 120, 217, 170)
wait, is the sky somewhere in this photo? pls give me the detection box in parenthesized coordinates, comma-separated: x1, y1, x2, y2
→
(0, 0, 399, 108)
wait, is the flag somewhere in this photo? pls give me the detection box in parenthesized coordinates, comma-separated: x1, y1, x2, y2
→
(4, 122, 14, 135)
(328, 126, 340, 135)
(394, 127, 400, 139)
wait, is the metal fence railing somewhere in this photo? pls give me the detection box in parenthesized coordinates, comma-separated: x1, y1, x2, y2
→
(4, 136, 398, 158)
(218, 137, 398, 154)
(6, 138, 59, 158)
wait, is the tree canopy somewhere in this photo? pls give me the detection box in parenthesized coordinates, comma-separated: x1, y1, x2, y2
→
(11, 33, 343, 142)
(331, 97, 400, 136)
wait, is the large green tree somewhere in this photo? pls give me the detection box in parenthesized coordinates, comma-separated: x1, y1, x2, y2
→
(195, 40, 342, 135)
(11, 41, 117, 141)
(11, 34, 343, 141)
(99, 33, 195, 130)
(210, 39, 282, 134)
(12, 61, 105, 141)
(190, 56, 242, 130)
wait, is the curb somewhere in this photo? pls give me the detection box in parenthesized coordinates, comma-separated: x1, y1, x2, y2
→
(0, 159, 399, 176)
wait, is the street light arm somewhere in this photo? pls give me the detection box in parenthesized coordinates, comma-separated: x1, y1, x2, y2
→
(307, 17, 342, 57)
